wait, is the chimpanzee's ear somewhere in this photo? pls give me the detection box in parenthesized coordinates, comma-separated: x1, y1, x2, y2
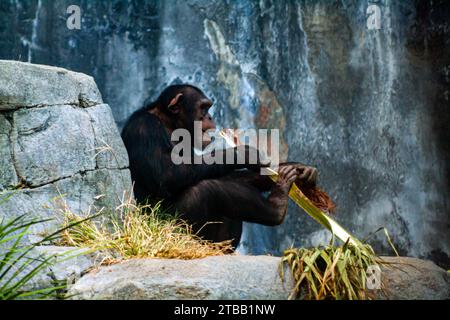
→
(167, 93, 183, 114)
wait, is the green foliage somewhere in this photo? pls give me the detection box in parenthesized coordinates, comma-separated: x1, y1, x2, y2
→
(0, 212, 64, 300)
(279, 240, 387, 300)
(0, 192, 89, 300)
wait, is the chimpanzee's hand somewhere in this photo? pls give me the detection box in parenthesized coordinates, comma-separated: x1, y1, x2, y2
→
(296, 165, 317, 187)
(275, 165, 299, 193)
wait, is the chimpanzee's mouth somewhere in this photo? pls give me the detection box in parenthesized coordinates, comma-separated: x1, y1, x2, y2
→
(201, 131, 214, 147)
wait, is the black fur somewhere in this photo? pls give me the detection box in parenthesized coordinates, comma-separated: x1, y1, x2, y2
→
(121, 85, 283, 248)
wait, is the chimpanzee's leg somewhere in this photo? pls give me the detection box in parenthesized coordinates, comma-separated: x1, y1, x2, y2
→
(173, 165, 298, 246)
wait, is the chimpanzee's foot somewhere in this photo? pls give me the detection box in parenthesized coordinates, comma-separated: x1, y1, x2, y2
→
(280, 162, 318, 187)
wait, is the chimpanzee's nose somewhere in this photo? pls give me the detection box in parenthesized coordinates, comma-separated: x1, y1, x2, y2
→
(203, 113, 216, 131)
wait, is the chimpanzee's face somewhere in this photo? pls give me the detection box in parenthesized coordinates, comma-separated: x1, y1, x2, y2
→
(164, 86, 216, 148)
(194, 97, 215, 130)
(183, 89, 216, 147)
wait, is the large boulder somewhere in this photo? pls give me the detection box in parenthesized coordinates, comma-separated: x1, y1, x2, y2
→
(0, 60, 102, 110)
(0, 60, 132, 240)
(68, 255, 449, 300)
(376, 256, 449, 300)
(69, 255, 294, 300)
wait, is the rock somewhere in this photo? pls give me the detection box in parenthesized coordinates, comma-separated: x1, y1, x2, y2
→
(375, 257, 450, 300)
(0, 169, 132, 242)
(12, 105, 96, 186)
(68, 255, 449, 300)
(86, 104, 129, 169)
(32, 246, 98, 283)
(0, 60, 102, 110)
(0, 114, 18, 189)
(0, 61, 132, 241)
(68, 255, 294, 300)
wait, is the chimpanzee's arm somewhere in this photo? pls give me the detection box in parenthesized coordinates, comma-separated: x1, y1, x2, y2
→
(157, 145, 264, 197)
(121, 110, 264, 198)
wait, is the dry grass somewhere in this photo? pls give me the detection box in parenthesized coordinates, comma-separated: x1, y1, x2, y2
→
(279, 241, 388, 300)
(56, 194, 232, 263)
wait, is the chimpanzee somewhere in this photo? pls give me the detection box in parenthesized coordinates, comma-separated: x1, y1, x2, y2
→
(121, 84, 317, 248)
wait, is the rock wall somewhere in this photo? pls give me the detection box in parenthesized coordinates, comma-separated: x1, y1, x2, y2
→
(0, 60, 132, 240)
(0, 1, 448, 268)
